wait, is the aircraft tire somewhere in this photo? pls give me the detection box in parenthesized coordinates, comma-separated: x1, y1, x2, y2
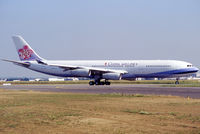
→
(105, 82, 111, 85)
(89, 81, 95, 86)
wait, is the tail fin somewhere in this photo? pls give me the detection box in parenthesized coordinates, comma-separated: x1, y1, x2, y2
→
(12, 35, 43, 61)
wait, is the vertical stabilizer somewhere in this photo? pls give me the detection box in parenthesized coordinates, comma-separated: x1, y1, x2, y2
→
(12, 35, 43, 61)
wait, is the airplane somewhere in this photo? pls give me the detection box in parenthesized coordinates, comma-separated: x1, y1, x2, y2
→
(2, 35, 199, 85)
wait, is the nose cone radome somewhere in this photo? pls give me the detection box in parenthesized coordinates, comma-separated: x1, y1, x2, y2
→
(194, 67, 199, 72)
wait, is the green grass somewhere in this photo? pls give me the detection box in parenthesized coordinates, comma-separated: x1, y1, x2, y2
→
(0, 89, 200, 134)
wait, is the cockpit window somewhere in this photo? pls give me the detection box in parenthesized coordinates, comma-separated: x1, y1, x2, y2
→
(187, 65, 193, 67)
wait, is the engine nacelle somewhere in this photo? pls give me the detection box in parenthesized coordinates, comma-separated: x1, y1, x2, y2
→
(70, 69, 90, 77)
(102, 73, 122, 80)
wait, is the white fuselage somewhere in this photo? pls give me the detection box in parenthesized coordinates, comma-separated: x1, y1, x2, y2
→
(27, 60, 199, 79)
(6, 35, 199, 85)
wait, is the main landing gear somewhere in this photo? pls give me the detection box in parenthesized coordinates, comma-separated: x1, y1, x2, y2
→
(89, 80, 110, 86)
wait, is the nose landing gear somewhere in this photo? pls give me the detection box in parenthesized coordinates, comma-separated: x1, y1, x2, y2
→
(175, 78, 179, 84)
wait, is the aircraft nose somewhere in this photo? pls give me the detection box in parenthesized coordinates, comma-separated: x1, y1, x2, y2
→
(194, 67, 199, 72)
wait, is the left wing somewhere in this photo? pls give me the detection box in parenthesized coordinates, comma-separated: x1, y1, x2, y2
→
(48, 63, 82, 71)
(84, 66, 127, 74)
(47, 63, 127, 74)
(3, 59, 128, 75)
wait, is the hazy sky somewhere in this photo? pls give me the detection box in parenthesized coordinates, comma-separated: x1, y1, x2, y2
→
(0, 0, 200, 78)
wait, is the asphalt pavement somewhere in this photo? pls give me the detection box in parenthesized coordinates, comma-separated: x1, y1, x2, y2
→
(1, 84, 200, 99)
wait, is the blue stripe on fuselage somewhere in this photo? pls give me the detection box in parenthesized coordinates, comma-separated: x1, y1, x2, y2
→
(133, 68, 198, 78)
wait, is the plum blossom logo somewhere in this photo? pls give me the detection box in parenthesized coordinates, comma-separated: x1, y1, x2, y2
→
(18, 45, 33, 60)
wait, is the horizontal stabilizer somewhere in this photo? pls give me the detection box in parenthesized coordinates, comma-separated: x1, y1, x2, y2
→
(1, 59, 30, 68)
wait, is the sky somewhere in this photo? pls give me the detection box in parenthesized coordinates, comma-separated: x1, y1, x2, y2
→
(0, 0, 200, 78)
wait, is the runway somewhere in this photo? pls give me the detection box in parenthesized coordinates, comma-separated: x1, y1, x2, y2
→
(1, 84, 200, 99)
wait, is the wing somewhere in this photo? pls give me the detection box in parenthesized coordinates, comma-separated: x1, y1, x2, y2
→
(3, 59, 128, 75)
(48, 63, 127, 74)
(84, 66, 127, 74)
(48, 63, 82, 71)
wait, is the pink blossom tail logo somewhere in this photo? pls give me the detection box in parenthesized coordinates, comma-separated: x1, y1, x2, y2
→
(18, 45, 33, 60)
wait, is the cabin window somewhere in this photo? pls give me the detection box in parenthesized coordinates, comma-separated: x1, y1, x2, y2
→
(146, 65, 170, 68)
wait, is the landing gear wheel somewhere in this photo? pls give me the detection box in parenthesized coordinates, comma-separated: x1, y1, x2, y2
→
(89, 81, 95, 86)
(91, 79, 111, 86)
(105, 81, 111, 85)
(100, 82, 105, 85)
(95, 81, 100, 85)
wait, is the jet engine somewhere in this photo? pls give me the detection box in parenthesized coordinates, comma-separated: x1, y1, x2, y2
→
(102, 73, 122, 80)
